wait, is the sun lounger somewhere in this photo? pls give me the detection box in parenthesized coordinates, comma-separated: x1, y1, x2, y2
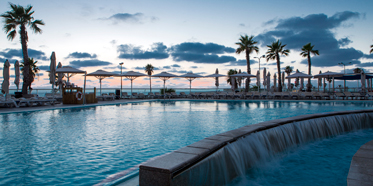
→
(170, 92, 179, 98)
(154, 92, 162, 98)
(147, 92, 154, 99)
(366, 92, 373, 100)
(0, 97, 19, 108)
(343, 92, 356, 100)
(290, 92, 300, 100)
(216, 92, 227, 99)
(355, 92, 367, 100)
(273, 92, 283, 99)
(179, 92, 187, 98)
(244, 92, 253, 99)
(282, 92, 291, 99)
(318, 92, 331, 100)
(260, 91, 268, 99)
(334, 92, 346, 100)
(165, 92, 172, 99)
(301, 92, 314, 99)
(131, 92, 138, 99)
(138, 93, 145, 99)
(121, 92, 130, 99)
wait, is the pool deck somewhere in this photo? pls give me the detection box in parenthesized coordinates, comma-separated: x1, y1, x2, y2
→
(347, 140, 373, 186)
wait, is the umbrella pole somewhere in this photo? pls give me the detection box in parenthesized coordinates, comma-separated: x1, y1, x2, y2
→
(131, 79, 133, 99)
(100, 79, 102, 95)
(333, 77, 335, 92)
(83, 72, 86, 105)
(323, 78, 326, 93)
(163, 80, 166, 99)
(189, 79, 192, 94)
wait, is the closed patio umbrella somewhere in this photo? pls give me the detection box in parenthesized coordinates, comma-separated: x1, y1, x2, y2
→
(1, 60, 10, 100)
(267, 72, 271, 92)
(179, 72, 203, 94)
(14, 60, 20, 91)
(263, 68, 267, 87)
(230, 72, 256, 91)
(152, 71, 178, 98)
(50, 52, 56, 97)
(282, 72, 285, 89)
(300, 78, 304, 90)
(361, 71, 366, 92)
(205, 70, 226, 92)
(86, 69, 115, 95)
(273, 73, 277, 92)
(318, 71, 322, 92)
(256, 70, 260, 92)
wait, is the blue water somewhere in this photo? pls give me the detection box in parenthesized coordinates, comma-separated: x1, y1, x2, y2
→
(229, 129, 373, 186)
(0, 100, 372, 185)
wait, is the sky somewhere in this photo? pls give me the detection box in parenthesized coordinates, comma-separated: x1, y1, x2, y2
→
(0, 0, 373, 90)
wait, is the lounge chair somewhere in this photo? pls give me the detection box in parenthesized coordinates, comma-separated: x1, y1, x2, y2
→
(154, 92, 162, 98)
(290, 92, 300, 100)
(334, 92, 346, 100)
(282, 92, 291, 99)
(301, 92, 314, 100)
(313, 92, 322, 100)
(165, 92, 172, 99)
(343, 92, 356, 100)
(121, 92, 130, 99)
(132, 92, 138, 99)
(318, 92, 331, 100)
(217, 92, 227, 99)
(273, 92, 283, 99)
(170, 92, 179, 98)
(245, 92, 253, 99)
(147, 92, 154, 99)
(0, 96, 19, 108)
(260, 91, 268, 99)
(355, 92, 367, 100)
(138, 93, 145, 99)
(179, 92, 187, 98)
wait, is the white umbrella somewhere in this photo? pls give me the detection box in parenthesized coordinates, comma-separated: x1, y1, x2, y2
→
(263, 68, 267, 86)
(86, 69, 115, 95)
(179, 72, 203, 94)
(314, 71, 343, 93)
(286, 71, 313, 79)
(273, 73, 277, 92)
(267, 72, 271, 92)
(205, 70, 226, 92)
(55, 66, 87, 104)
(14, 60, 20, 91)
(231, 72, 256, 91)
(1, 60, 10, 99)
(57, 62, 63, 93)
(118, 71, 147, 98)
(152, 71, 178, 98)
(50, 52, 56, 97)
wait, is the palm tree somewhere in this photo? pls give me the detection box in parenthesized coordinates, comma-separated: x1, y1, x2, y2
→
(300, 43, 319, 91)
(227, 69, 238, 89)
(353, 68, 363, 74)
(20, 58, 40, 90)
(1, 3, 44, 95)
(266, 40, 290, 92)
(284, 66, 293, 76)
(235, 35, 259, 92)
(145, 64, 155, 92)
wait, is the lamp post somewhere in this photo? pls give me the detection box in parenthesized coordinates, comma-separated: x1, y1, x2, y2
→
(254, 55, 265, 92)
(119, 62, 124, 98)
(338, 62, 351, 91)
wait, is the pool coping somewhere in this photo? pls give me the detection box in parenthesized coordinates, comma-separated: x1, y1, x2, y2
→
(347, 140, 373, 186)
(1, 98, 372, 115)
(139, 109, 373, 186)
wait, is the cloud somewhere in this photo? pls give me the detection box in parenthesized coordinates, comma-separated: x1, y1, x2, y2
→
(103, 13, 158, 24)
(358, 62, 373, 67)
(190, 66, 198, 69)
(171, 64, 181, 68)
(0, 48, 48, 61)
(69, 59, 113, 68)
(117, 42, 169, 60)
(169, 69, 189, 74)
(256, 11, 363, 67)
(66, 52, 97, 59)
(103, 66, 127, 70)
(39, 65, 50, 71)
(163, 66, 171, 69)
(133, 66, 144, 70)
(227, 59, 258, 66)
(239, 23, 245, 27)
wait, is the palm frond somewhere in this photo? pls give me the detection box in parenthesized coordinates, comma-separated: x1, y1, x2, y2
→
(7, 30, 17, 40)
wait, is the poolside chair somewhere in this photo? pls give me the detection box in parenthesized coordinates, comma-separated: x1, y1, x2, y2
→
(343, 92, 356, 100)
(313, 92, 322, 100)
(138, 93, 146, 99)
(216, 92, 227, 99)
(355, 92, 367, 100)
(260, 91, 269, 99)
(170, 92, 179, 98)
(282, 92, 291, 99)
(147, 92, 154, 99)
(251, 92, 261, 99)
(132, 92, 138, 99)
(290, 92, 300, 100)
(301, 92, 314, 100)
(245, 92, 253, 99)
(154, 92, 162, 98)
(179, 92, 187, 98)
(108, 93, 116, 100)
(121, 92, 130, 99)
(365, 92, 373, 100)
(0, 96, 19, 108)
(273, 92, 283, 99)
(318, 92, 331, 100)
(165, 92, 172, 99)
(334, 92, 346, 100)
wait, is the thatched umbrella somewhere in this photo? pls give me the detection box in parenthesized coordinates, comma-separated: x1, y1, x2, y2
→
(14, 60, 20, 91)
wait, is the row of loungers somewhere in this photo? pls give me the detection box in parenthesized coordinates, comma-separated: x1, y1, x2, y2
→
(0, 94, 57, 108)
(95, 91, 373, 101)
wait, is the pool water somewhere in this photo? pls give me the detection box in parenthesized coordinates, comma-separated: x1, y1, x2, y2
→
(228, 128, 373, 186)
(0, 100, 372, 185)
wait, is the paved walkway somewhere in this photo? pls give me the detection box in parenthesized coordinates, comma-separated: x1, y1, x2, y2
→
(347, 140, 373, 186)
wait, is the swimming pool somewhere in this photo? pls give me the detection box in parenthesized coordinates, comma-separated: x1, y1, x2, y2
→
(0, 100, 372, 185)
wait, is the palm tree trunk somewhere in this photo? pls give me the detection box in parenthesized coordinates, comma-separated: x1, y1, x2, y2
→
(20, 24, 30, 95)
(276, 53, 282, 92)
(149, 76, 152, 92)
(307, 54, 311, 92)
(245, 49, 251, 92)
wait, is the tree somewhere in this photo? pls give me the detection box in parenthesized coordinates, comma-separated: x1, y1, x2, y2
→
(1, 3, 44, 95)
(20, 58, 40, 90)
(266, 40, 290, 92)
(145, 64, 155, 92)
(284, 66, 293, 75)
(353, 68, 363, 74)
(227, 69, 238, 89)
(235, 35, 259, 92)
(300, 43, 319, 91)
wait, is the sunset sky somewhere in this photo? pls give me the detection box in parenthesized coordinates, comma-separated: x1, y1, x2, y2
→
(0, 0, 372, 90)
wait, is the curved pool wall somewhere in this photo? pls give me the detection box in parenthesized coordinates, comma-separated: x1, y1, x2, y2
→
(139, 109, 373, 186)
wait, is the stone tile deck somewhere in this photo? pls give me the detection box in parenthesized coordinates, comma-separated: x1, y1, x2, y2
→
(347, 140, 373, 186)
